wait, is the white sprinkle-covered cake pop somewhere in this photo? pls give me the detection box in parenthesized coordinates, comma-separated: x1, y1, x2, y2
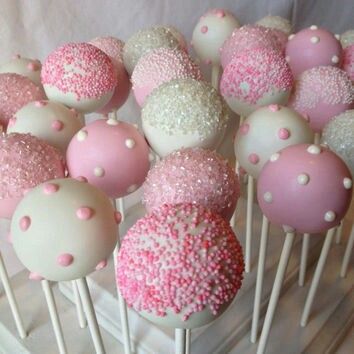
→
(163, 26, 188, 52)
(256, 15, 292, 36)
(340, 29, 354, 49)
(7, 100, 84, 154)
(11, 178, 118, 281)
(117, 203, 244, 328)
(234, 105, 314, 179)
(41, 43, 117, 113)
(192, 8, 240, 66)
(342, 44, 354, 81)
(142, 78, 229, 157)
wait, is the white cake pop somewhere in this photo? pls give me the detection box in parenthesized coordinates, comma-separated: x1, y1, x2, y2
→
(142, 78, 229, 157)
(256, 15, 292, 36)
(340, 29, 354, 49)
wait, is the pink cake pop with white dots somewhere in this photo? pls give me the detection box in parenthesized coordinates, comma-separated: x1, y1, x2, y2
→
(132, 48, 202, 107)
(89, 36, 131, 114)
(117, 203, 244, 329)
(0, 73, 46, 128)
(342, 44, 354, 81)
(288, 66, 354, 133)
(66, 118, 150, 198)
(220, 48, 294, 117)
(285, 26, 342, 78)
(143, 147, 240, 220)
(257, 144, 352, 234)
(0, 133, 65, 219)
(41, 42, 117, 113)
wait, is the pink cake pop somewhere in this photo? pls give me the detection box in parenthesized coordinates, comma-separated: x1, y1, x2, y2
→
(66, 119, 150, 198)
(0, 73, 46, 128)
(288, 66, 354, 133)
(89, 36, 131, 114)
(342, 44, 354, 81)
(285, 26, 342, 78)
(132, 48, 202, 107)
(143, 147, 240, 220)
(41, 42, 117, 113)
(0, 133, 65, 219)
(220, 48, 294, 117)
(117, 203, 244, 329)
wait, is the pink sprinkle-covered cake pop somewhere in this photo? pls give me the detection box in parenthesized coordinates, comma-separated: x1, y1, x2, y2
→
(143, 148, 240, 220)
(220, 48, 294, 117)
(89, 36, 131, 114)
(0, 73, 46, 128)
(132, 48, 202, 107)
(117, 203, 244, 328)
(0, 133, 65, 219)
(257, 144, 352, 234)
(288, 66, 354, 132)
(342, 44, 354, 81)
(285, 26, 342, 78)
(41, 43, 117, 113)
(66, 119, 150, 198)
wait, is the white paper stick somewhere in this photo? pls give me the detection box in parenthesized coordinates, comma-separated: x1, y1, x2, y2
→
(76, 277, 106, 354)
(211, 64, 220, 90)
(299, 233, 310, 287)
(175, 328, 186, 354)
(0, 252, 26, 339)
(235, 115, 245, 179)
(314, 132, 321, 145)
(41, 280, 67, 354)
(230, 211, 236, 230)
(72, 280, 87, 328)
(335, 221, 344, 244)
(118, 197, 126, 222)
(251, 215, 269, 343)
(300, 227, 336, 327)
(257, 232, 295, 354)
(245, 175, 254, 273)
(185, 328, 191, 354)
(340, 224, 354, 278)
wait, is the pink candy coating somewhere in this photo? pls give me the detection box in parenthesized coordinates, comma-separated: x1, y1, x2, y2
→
(343, 44, 354, 81)
(257, 144, 352, 234)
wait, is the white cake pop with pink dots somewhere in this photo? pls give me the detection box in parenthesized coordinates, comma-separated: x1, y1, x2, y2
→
(41, 43, 117, 113)
(342, 44, 354, 81)
(257, 144, 352, 234)
(234, 105, 314, 179)
(192, 8, 240, 66)
(117, 203, 244, 329)
(11, 178, 118, 281)
(66, 119, 150, 198)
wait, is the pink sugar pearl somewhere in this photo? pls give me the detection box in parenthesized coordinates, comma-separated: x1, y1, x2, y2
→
(342, 44, 354, 81)
(257, 144, 352, 234)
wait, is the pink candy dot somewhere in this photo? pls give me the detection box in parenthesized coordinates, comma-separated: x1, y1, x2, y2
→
(268, 104, 280, 112)
(114, 211, 122, 224)
(239, 123, 250, 135)
(57, 253, 74, 267)
(215, 9, 225, 18)
(29, 272, 44, 281)
(95, 259, 107, 270)
(51, 120, 64, 131)
(8, 117, 16, 127)
(76, 206, 94, 220)
(201, 26, 208, 34)
(248, 153, 260, 164)
(19, 216, 31, 231)
(76, 176, 88, 183)
(27, 61, 40, 71)
(278, 128, 290, 140)
(43, 183, 59, 195)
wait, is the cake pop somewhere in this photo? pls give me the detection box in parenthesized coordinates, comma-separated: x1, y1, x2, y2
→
(7, 100, 84, 154)
(132, 48, 202, 107)
(340, 29, 354, 48)
(285, 26, 342, 78)
(256, 15, 292, 36)
(143, 147, 240, 220)
(288, 66, 354, 133)
(164, 26, 188, 52)
(142, 78, 228, 157)
(41, 42, 117, 113)
(342, 44, 354, 81)
(0, 73, 46, 128)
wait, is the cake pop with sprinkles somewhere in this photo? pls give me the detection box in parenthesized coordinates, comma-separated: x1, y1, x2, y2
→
(285, 26, 342, 78)
(220, 48, 293, 117)
(164, 26, 188, 52)
(142, 78, 229, 157)
(41, 42, 117, 113)
(288, 66, 354, 133)
(132, 48, 202, 107)
(0, 73, 46, 128)
(117, 203, 244, 328)
(0, 133, 65, 219)
(143, 147, 240, 220)
(341, 30, 354, 49)
(342, 44, 354, 81)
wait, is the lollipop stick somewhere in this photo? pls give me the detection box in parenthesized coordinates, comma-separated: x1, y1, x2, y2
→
(76, 277, 106, 354)
(185, 328, 191, 354)
(211, 64, 220, 90)
(41, 280, 67, 354)
(299, 233, 310, 287)
(235, 115, 245, 178)
(118, 197, 126, 222)
(72, 280, 87, 328)
(109, 110, 118, 121)
(257, 232, 295, 354)
(251, 215, 269, 343)
(314, 132, 321, 145)
(340, 224, 354, 278)
(335, 221, 343, 244)
(245, 175, 254, 273)
(175, 328, 186, 354)
(0, 252, 26, 339)
(300, 227, 335, 327)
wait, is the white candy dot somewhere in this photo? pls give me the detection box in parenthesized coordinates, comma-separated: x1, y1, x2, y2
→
(263, 192, 273, 203)
(285, 56, 290, 62)
(125, 138, 136, 149)
(94, 167, 105, 177)
(127, 184, 137, 193)
(343, 178, 352, 189)
(310, 25, 318, 30)
(331, 55, 339, 63)
(297, 174, 310, 185)
(107, 118, 119, 126)
(270, 153, 280, 162)
(77, 130, 88, 142)
(307, 145, 321, 154)
(288, 34, 295, 40)
(310, 36, 320, 44)
(324, 211, 336, 222)
(335, 34, 340, 40)
(133, 124, 139, 129)
(148, 153, 155, 162)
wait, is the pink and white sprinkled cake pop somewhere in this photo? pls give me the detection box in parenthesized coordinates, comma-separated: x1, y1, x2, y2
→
(192, 8, 240, 66)
(143, 148, 240, 220)
(117, 203, 244, 328)
(288, 66, 354, 133)
(11, 178, 118, 281)
(89, 36, 131, 114)
(41, 43, 117, 113)
(341, 30, 354, 49)
(285, 26, 342, 78)
(234, 105, 314, 179)
(220, 48, 294, 117)
(7, 100, 84, 154)
(66, 118, 150, 198)
(0, 133, 65, 219)
(0, 73, 46, 128)
(342, 44, 354, 81)
(257, 144, 352, 234)
(132, 48, 202, 107)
